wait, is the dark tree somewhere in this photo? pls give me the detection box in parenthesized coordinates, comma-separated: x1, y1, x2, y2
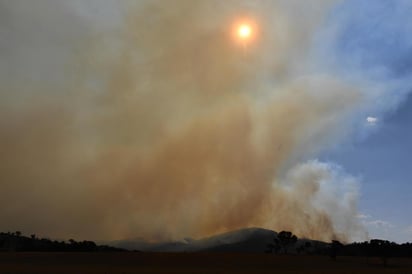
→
(297, 241, 312, 254)
(277, 231, 298, 254)
(369, 239, 393, 267)
(266, 238, 282, 254)
(330, 240, 343, 260)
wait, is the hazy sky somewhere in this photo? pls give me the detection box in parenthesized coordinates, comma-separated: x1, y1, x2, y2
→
(323, 94, 412, 243)
(319, 0, 412, 243)
(0, 0, 411, 243)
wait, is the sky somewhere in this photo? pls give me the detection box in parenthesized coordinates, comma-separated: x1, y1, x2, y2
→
(322, 93, 412, 243)
(318, 0, 412, 243)
(0, 0, 411, 243)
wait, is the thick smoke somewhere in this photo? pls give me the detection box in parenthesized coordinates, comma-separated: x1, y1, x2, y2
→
(0, 0, 373, 242)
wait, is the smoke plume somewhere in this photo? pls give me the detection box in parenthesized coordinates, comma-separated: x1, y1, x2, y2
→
(0, 0, 380, 242)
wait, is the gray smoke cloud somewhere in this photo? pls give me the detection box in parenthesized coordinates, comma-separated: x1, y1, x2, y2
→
(0, 0, 373, 242)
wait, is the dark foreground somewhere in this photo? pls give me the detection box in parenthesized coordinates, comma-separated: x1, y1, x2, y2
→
(1, 252, 411, 274)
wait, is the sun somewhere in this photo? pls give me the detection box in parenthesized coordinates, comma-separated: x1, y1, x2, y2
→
(231, 20, 257, 46)
(238, 24, 252, 39)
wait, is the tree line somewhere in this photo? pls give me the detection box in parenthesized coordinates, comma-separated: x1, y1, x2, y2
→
(266, 231, 412, 266)
(0, 231, 124, 252)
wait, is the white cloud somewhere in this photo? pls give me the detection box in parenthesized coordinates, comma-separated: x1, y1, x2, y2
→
(359, 214, 394, 229)
(358, 215, 412, 243)
(365, 219, 394, 228)
(356, 213, 371, 219)
(358, 214, 394, 239)
(366, 116, 378, 125)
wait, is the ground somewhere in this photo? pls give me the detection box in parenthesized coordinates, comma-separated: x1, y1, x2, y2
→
(0, 252, 411, 273)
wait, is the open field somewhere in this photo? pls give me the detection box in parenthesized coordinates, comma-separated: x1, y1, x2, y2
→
(0, 253, 411, 274)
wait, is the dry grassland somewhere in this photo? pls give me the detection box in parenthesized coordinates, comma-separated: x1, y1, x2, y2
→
(0, 252, 411, 274)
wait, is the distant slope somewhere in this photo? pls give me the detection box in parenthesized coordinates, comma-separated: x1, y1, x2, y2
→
(108, 227, 331, 253)
(198, 228, 277, 253)
(109, 228, 277, 252)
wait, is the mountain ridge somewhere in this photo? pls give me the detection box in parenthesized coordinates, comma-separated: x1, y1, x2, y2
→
(107, 227, 327, 253)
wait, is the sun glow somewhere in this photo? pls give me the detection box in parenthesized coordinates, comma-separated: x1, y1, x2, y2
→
(238, 24, 252, 39)
(232, 19, 258, 47)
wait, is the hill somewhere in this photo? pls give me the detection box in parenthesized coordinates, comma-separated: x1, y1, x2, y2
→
(108, 227, 327, 253)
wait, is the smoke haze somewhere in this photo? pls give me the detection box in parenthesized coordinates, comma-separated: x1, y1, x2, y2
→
(3, 0, 402, 242)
